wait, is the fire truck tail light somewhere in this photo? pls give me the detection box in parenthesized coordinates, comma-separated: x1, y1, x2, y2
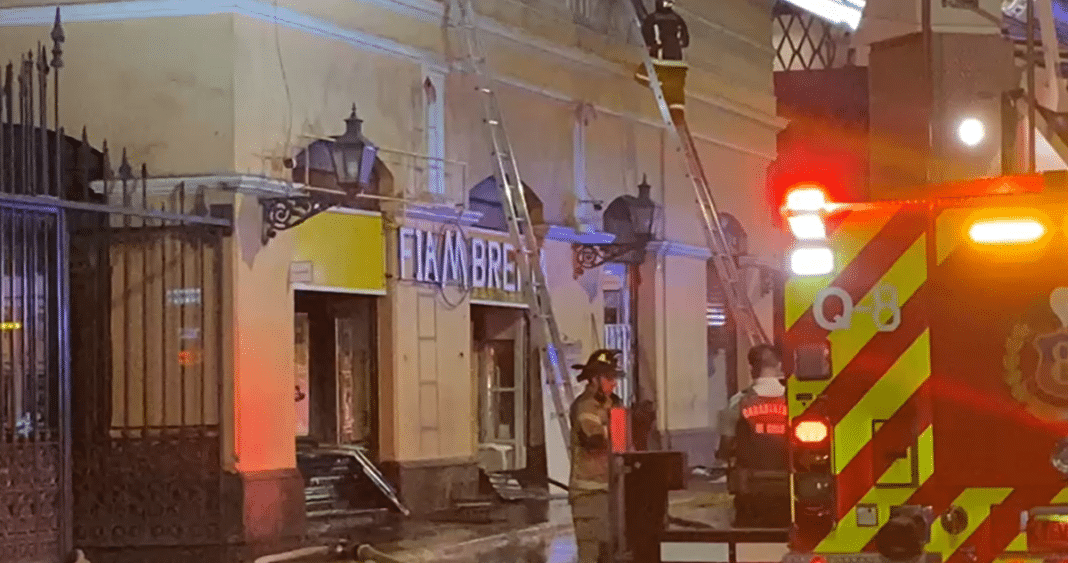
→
(968, 218, 1046, 244)
(810, 556, 828, 563)
(790, 247, 834, 276)
(784, 186, 829, 213)
(788, 214, 827, 240)
(795, 420, 830, 444)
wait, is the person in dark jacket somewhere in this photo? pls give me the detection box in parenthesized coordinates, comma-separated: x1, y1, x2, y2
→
(716, 344, 791, 527)
(634, 0, 690, 120)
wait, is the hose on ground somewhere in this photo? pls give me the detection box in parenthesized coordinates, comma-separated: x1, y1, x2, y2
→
(354, 544, 404, 563)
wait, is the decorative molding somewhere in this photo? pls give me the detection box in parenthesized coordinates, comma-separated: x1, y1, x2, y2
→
(674, 6, 774, 55)
(487, 74, 778, 161)
(0, 0, 442, 65)
(290, 283, 387, 296)
(648, 240, 713, 260)
(89, 174, 298, 197)
(0, 0, 784, 138)
(402, 203, 483, 225)
(546, 225, 615, 245)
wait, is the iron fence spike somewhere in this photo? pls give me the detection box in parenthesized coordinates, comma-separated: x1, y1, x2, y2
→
(37, 43, 48, 75)
(51, 8, 65, 47)
(118, 148, 132, 180)
(101, 140, 113, 182)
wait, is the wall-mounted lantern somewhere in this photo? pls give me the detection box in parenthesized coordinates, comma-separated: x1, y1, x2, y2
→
(331, 105, 378, 188)
(572, 175, 657, 277)
(261, 104, 378, 244)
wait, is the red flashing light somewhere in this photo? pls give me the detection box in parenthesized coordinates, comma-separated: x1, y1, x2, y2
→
(810, 556, 828, 563)
(783, 184, 830, 213)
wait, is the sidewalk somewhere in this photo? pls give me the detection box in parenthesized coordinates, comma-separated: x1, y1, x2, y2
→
(282, 482, 734, 563)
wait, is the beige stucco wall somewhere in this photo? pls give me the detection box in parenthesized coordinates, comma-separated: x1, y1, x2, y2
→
(230, 193, 299, 472)
(0, 0, 781, 479)
(0, 16, 235, 175)
(233, 18, 424, 182)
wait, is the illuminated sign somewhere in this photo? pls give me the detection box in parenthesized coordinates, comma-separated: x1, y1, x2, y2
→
(397, 226, 521, 293)
(743, 400, 787, 435)
(0, 321, 22, 331)
(742, 402, 787, 419)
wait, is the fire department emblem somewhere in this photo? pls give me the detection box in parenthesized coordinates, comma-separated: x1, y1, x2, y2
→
(1004, 287, 1068, 421)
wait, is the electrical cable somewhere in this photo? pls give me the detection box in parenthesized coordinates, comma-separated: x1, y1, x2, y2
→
(273, 0, 294, 168)
(435, 215, 473, 310)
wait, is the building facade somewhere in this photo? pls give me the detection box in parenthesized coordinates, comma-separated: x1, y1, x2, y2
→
(0, 0, 783, 559)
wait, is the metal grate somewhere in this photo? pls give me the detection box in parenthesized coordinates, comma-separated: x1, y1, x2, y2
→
(773, 2, 850, 71)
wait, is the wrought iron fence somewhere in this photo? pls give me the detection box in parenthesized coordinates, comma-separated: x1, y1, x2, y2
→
(68, 157, 229, 562)
(0, 10, 233, 563)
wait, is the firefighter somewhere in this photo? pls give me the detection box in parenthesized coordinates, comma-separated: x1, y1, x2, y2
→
(633, 0, 690, 121)
(569, 349, 624, 563)
(716, 344, 791, 527)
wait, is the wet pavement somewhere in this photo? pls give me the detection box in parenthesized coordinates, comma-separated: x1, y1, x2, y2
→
(291, 479, 737, 563)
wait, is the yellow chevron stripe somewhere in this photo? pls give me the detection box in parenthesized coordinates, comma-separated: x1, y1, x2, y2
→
(827, 234, 927, 381)
(1004, 532, 1027, 552)
(834, 331, 931, 471)
(787, 232, 927, 418)
(936, 207, 969, 265)
(816, 426, 935, 553)
(1051, 487, 1068, 504)
(929, 488, 1014, 559)
(785, 208, 900, 330)
(917, 421, 934, 483)
(816, 485, 915, 553)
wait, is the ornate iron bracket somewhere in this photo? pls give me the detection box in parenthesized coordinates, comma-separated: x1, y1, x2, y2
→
(261, 195, 336, 244)
(571, 238, 650, 278)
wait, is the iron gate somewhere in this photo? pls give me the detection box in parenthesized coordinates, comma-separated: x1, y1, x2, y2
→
(0, 203, 65, 563)
(1, 11, 233, 563)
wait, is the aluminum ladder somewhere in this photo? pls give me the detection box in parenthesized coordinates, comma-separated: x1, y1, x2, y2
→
(623, 0, 770, 348)
(446, 0, 577, 457)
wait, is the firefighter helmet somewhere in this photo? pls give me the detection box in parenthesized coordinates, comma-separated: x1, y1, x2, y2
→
(573, 349, 622, 382)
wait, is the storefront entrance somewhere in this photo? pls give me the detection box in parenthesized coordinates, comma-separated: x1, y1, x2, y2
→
(294, 291, 406, 523)
(471, 305, 529, 473)
(294, 290, 377, 450)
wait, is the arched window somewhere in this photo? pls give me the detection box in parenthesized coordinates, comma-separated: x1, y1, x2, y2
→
(468, 175, 544, 232)
(290, 140, 392, 212)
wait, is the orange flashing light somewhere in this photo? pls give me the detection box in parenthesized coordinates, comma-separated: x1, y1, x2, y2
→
(968, 218, 1046, 245)
(610, 407, 628, 453)
(794, 420, 830, 444)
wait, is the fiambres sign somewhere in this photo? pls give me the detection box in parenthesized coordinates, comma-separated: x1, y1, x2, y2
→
(397, 226, 522, 296)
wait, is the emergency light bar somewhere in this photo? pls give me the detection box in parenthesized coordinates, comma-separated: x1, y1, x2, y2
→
(781, 0, 865, 31)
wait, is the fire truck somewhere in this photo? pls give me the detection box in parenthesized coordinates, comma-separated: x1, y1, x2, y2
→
(605, 172, 1068, 563)
(776, 171, 1068, 563)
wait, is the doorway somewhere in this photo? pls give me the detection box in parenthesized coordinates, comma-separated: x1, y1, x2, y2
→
(294, 291, 378, 452)
(471, 305, 529, 472)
